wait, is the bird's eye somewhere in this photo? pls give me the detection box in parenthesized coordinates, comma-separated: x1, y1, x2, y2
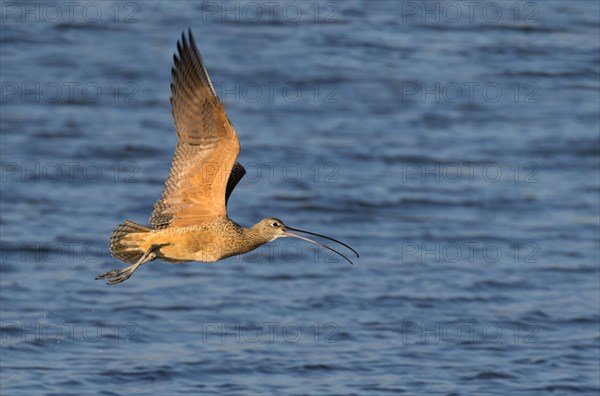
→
(271, 222, 279, 227)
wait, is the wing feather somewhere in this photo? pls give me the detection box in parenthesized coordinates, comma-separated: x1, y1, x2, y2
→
(150, 29, 242, 229)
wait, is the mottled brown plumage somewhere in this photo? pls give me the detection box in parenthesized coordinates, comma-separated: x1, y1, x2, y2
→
(96, 29, 357, 285)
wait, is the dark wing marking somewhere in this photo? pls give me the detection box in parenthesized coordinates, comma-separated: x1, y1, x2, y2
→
(225, 162, 246, 205)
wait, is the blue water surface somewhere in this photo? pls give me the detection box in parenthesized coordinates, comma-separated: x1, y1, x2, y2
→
(1, 1, 599, 395)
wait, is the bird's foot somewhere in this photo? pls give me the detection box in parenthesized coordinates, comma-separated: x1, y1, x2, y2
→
(95, 265, 135, 285)
(96, 248, 158, 285)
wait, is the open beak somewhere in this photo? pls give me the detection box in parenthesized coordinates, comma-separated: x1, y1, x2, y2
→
(282, 226, 359, 265)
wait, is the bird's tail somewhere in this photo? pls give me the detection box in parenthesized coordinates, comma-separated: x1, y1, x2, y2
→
(109, 220, 152, 264)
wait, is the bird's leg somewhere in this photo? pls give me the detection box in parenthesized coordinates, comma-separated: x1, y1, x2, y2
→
(96, 246, 159, 285)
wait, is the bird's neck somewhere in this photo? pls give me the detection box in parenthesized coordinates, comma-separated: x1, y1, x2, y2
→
(243, 224, 272, 247)
(212, 220, 269, 258)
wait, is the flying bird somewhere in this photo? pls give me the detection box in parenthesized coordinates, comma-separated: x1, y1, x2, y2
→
(96, 29, 358, 285)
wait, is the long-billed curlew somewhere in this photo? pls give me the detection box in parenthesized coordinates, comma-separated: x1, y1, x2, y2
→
(96, 29, 358, 285)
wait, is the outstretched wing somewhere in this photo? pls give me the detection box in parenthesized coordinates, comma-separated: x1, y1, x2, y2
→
(150, 29, 242, 229)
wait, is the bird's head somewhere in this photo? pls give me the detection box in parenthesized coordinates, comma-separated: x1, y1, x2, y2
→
(252, 217, 359, 265)
(254, 218, 287, 242)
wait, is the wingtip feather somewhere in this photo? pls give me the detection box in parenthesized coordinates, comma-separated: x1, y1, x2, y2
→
(181, 31, 188, 51)
(188, 28, 196, 48)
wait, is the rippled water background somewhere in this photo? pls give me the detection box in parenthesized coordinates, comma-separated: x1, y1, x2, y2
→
(1, 1, 599, 394)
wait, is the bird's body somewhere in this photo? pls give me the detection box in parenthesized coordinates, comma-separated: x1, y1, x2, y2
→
(97, 29, 357, 284)
(113, 217, 271, 263)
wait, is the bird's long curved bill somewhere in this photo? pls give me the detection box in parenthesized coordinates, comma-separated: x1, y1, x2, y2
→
(283, 226, 359, 265)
